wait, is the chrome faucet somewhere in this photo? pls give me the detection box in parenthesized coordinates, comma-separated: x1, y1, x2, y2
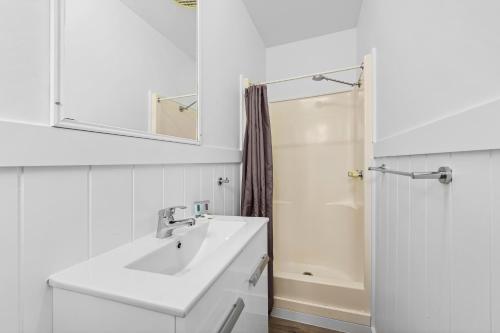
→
(156, 206, 196, 239)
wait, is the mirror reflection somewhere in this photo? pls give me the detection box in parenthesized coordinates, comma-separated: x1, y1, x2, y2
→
(59, 0, 198, 142)
(153, 93, 198, 140)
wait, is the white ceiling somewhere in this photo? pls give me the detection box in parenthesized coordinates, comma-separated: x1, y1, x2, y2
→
(120, 0, 196, 59)
(119, 0, 362, 57)
(242, 0, 363, 47)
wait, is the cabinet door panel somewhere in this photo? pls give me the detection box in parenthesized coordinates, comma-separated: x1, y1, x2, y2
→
(237, 229, 268, 333)
(53, 289, 175, 333)
(177, 226, 268, 333)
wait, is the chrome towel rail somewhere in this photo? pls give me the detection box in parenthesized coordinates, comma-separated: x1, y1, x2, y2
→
(368, 164, 453, 184)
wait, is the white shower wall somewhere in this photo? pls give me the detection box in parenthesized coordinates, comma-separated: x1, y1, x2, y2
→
(373, 150, 500, 333)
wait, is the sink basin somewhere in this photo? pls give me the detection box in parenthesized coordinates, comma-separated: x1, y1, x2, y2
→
(126, 220, 245, 275)
(47, 215, 268, 317)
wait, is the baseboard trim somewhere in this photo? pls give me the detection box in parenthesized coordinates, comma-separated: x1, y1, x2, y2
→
(271, 307, 372, 333)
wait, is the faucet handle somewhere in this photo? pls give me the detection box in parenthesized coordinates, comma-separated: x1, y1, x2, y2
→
(159, 206, 187, 218)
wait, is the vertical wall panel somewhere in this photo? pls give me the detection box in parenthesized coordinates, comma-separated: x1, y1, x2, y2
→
(23, 167, 89, 333)
(385, 158, 399, 333)
(426, 153, 452, 333)
(213, 165, 225, 215)
(0, 168, 20, 333)
(185, 165, 201, 214)
(133, 165, 163, 239)
(200, 165, 215, 212)
(374, 158, 388, 331)
(91, 166, 133, 257)
(224, 164, 236, 215)
(164, 165, 185, 219)
(450, 151, 490, 333)
(394, 157, 410, 333)
(234, 165, 241, 215)
(372, 163, 381, 330)
(491, 151, 500, 332)
(408, 155, 428, 333)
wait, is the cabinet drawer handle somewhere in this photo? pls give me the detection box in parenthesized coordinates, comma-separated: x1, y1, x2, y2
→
(218, 297, 245, 333)
(249, 254, 269, 287)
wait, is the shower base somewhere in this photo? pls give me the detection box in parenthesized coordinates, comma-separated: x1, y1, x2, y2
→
(274, 261, 370, 326)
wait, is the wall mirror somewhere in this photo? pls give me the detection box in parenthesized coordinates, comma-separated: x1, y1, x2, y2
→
(51, 0, 200, 144)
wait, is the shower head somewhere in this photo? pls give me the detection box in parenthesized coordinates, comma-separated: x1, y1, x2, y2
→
(312, 74, 325, 81)
(311, 74, 359, 87)
(179, 100, 197, 112)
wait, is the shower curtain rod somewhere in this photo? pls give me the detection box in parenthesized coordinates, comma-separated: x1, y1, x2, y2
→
(157, 93, 196, 102)
(249, 64, 363, 86)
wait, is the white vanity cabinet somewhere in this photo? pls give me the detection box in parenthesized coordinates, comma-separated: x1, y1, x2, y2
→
(176, 225, 268, 333)
(53, 289, 177, 333)
(51, 218, 268, 333)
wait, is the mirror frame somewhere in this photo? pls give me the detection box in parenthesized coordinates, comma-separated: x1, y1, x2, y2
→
(49, 0, 201, 145)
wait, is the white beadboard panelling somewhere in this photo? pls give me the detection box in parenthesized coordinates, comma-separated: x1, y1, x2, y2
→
(491, 151, 500, 332)
(0, 162, 240, 333)
(408, 156, 428, 333)
(374, 151, 497, 333)
(394, 157, 410, 333)
(0, 168, 20, 332)
(91, 166, 133, 256)
(374, 158, 387, 331)
(234, 165, 241, 215)
(200, 165, 215, 211)
(426, 153, 451, 333)
(385, 158, 398, 333)
(133, 165, 163, 239)
(224, 164, 235, 215)
(164, 165, 185, 219)
(450, 151, 490, 333)
(213, 165, 225, 215)
(22, 167, 89, 333)
(185, 165, 201, 214)
(372, 159, 380, 329)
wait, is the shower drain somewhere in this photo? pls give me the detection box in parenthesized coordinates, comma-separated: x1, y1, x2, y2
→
(302, 272, 313, 276)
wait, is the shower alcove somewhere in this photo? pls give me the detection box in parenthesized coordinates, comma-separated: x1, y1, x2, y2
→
(267, 56, 374, 327)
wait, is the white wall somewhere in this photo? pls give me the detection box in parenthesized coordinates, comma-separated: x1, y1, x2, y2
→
(265, 29, 358, 102)
(0, 0, 49, 124)
(0, 0, 264, 332)
(0, 0, 265, 150)
(357, 1, 500, 332)
(63, 0, 196, 132)
(357, 0, 500, 144)
(201, 0, 265, 149)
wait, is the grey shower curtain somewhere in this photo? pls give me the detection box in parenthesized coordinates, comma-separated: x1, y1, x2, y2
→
(241, 84, 274, 313)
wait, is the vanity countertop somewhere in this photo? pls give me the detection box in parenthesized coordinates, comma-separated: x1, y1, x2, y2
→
(48, 215, 268, 317)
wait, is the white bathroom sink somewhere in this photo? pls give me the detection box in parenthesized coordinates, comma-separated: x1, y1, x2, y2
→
(48, 216, 267, 317)
(126, 220, 245, 275)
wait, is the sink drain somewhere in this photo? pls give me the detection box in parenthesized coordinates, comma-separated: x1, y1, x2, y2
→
(302, 272, 313, 276)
